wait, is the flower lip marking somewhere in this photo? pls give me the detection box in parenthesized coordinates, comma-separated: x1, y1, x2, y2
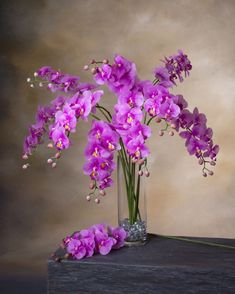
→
(127, 113, 133, 124)
(56, 139, 63, 149)
(92, 148, 99, 157)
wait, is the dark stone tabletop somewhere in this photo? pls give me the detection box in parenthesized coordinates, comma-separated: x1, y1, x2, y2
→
(48, 234, 235, 293)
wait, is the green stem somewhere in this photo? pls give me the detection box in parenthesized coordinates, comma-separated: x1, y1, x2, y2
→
(97, 107, 111, 122)
(147, 115, 157, 126)
(90, 113, 101, 121)
(157, 234, 235, 250)
(97, 105, 112, 120)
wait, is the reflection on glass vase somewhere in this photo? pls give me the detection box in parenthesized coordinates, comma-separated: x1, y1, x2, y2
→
(117, 155, 147, 246)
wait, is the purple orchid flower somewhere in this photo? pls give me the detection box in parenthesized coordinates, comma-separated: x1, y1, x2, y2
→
(94, 64, 112, 85)
(154, 66, 174, 88)
(108, 226, 127, 249)
(94, 230, 116, 255)
(68, 92, 92, 120)
(50, 125, 70, 150)
(118, 88, 144, 108)
(55, 103, 77, 132)
(99, 176, 113, 190)
(113, 103, 143, 128)
(159, 99, 180, 119)
(67, 238, 86, 260)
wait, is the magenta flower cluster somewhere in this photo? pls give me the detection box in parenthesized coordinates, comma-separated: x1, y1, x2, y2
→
(22, 50, 219, 200)
(84, 121, 120, 191)
(62, 224, 126, 259)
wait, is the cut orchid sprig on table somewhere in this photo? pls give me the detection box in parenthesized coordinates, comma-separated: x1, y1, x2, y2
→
(22, 50, 219, 207)
(51, 224, 127, 261)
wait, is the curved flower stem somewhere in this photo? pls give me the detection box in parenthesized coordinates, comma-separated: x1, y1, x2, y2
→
(156, 234, 235, 250)
(97, 104, 112, 120)
(97, 107, 111, 122)
(90, 113, 101, 121)
(147, 115, 157, 126)
(153, 78, 159, 85)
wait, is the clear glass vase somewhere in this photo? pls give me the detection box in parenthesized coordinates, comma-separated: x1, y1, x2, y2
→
(117, 155, 147, 246)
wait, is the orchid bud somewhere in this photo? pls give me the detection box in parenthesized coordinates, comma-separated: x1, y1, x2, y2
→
(55, 152, 61, 159)
(48, 83, 52, 88)
(86, 195, 91, 201)
(47, 143, 53, 149)
(91, 67, 97, 74)
(145, 171, 150, 177)
(210, 161, 216, 166)
(95, 198, 100, 204)
(26, 78, 31, 83)
(103, 59, 109, 64)
(30, 84, 34, 88)
(138, 170, 143, 176)
(47, 158, 53, 164)
(90, 59, 96, 64)
(159, 130, 164, 136)
(83, 65, 89, 71)
(34, 72, 38, 77)
(198, 158, 203, 165)
(22, 154, 28, 160)
(22, 164, 29, 170)
(155, 117, 161, 123)
(39, 82, 43, 87)
(89, 182, 95, 189)
(208, 170, 214, 176)
(138, 159, 145, 165)
(202, 172, 207, 177)
(64, 253, 70, 259)
(99, 190, 106, 196)
(52, 162, 57, 168)
(168, 131, 174, 136)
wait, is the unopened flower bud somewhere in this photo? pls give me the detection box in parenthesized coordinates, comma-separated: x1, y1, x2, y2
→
(22, 154, 28, 160)
(30, 84, 34, 88)
(90, 59, 96, 64)
(103, 59, 109, 64)
(64, 253, 70, 259)
(95, 198, 100, 204)
(47, 158, 53, 164)
(39, 82, 43, 87)
(26, 78, 31, 83)
(145, 171, 150, 177)
(22, 164, 29, 170)
(52, 162, 57, 168)
(138, 159, 145, 165)
(198, 158, 203, 165)
(55, 152, 61, 159)
(91, 67, 97, 74)
(159, 130, 164, 136)
(47, 143, 53, 149)
(155, 117, 161, 123)
(86, 195, 91, 201)
(83, 65, 89, 71)
(210, 161, 216, 166)
(89, 182, 95, 189)
(202, 172, 207, 177)
(168, 131, 174, 136)
(99, 190, 106, 196)
(208, 170, 214, 176)
(34, 72, 38, 77)
(138, 170, 143, 176)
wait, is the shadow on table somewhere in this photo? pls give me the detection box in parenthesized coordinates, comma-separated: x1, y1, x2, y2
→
(0, 274, 46, 294)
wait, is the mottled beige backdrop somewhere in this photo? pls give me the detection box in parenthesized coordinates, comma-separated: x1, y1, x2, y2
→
(1, 0, 235, 274)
